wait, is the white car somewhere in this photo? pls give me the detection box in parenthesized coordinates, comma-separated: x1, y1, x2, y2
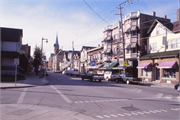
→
(71, 69, 80, 77)
(104, 71, 119, 81)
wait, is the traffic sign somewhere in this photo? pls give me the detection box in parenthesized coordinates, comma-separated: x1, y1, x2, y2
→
(123, 61, 127, 66)
(14, 58, 19, 65)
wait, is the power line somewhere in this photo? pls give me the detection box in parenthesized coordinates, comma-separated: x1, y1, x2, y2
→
(83, 0, 110, 25)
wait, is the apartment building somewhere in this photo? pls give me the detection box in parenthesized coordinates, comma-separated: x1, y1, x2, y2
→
(138, 18, 180, 84)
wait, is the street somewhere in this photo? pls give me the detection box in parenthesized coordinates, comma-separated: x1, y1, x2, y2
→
(1, 71, 180, 120)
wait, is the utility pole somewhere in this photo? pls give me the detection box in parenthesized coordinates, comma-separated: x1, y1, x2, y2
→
(115, 4, 125, 64)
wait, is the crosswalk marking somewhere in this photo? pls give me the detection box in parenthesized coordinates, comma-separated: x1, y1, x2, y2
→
(17, 88, 28, 104)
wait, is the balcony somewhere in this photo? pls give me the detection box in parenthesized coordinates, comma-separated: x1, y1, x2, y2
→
(124, 11, 140, 21)
(104, 25, 112, 31)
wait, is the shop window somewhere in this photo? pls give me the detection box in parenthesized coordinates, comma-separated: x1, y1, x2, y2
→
(141, 68, 151, 77)
(163, 69, 176, 78)
(131, 48, 136, 53)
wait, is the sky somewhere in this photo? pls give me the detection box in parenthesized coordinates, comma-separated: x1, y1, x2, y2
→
(1, 0, 179, 60)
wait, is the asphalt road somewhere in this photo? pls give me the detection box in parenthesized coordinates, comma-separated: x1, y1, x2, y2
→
(1, 71, 180, 120)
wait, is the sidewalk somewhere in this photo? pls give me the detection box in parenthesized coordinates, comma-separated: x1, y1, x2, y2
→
(0, 72, 50, 89)
(140, 81, 175, 89)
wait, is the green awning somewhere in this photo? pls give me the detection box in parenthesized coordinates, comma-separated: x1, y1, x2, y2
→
(112, 66, 124, 70)
(106, 62, 119, 70)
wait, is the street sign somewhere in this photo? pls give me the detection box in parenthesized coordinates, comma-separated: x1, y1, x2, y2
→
(123, 61, 127, 66)
(91, 61, 96, 66)
(14, 58, 19, 65)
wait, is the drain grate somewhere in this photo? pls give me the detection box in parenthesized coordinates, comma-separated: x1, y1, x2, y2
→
(122, 104, 139, 111)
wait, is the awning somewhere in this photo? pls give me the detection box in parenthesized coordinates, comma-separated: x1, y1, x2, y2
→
(87, 64, 103, 69)
(137, 62, 151, 69)
(112, 66, 123, 70)
(125, 44, 130, 48)
(106, 62, 119, 70)
(125, 28, 131, 33)
(157, 61, 177, 68)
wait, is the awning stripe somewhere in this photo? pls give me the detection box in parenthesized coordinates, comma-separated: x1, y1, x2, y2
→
(157, 61, 177, 68)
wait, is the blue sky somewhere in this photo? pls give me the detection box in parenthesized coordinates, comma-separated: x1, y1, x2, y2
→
(1, 0, 179, 60)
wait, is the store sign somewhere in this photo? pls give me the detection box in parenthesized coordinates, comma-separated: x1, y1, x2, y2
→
(91, 61, 96, 66)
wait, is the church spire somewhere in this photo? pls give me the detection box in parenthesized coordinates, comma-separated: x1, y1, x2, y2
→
(54, 32, 59, 54)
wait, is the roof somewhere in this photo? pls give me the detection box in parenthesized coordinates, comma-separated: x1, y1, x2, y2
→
(172, 20, 180, 32)
(54, 34, 59, 48)
(140, 50, 179, 60)
(147, 19, 173, 34)
(1, 27, 23, 42)
(81, 46, 96, 52)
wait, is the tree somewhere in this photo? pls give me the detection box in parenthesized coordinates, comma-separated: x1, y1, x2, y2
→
(33, 46, 41, 74)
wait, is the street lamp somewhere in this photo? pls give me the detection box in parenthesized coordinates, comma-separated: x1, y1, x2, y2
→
(41, 37, 48, 71)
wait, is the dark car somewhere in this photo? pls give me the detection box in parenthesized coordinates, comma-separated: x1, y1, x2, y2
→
(116, 73, 125, 83)
(174, 83, 180, 91)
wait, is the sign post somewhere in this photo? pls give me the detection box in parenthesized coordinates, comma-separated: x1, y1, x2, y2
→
(14, 58, 19, 86)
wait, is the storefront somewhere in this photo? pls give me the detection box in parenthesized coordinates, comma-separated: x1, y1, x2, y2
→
(138, 50, 179, 84)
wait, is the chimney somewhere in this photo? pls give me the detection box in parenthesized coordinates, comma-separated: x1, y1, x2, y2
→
(177, 8, 180, 21)
(152, 11, 156, 16)
(164, 15, 167, 19)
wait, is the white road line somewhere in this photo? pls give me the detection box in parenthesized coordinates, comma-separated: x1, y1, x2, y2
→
(96, 116, 103, 119)
(99, 100, 104, 102)
(104, 115, 110, 118)
(90, 101, 94, 102)
(124, 113, 131, 116)
(154, 110, 162, 112)
(85, 101, 89, 103)
(104, 100, 109, 102)
(111, 114, 118, 117)
(171, 108, 179, 111)
(160, 109, 167, 112)
(118, 114, 124, 116)
(136, 112, 144, 114)
(50, 85, 71, 103)
(17, 88, 28, 104)
(74, 101, 78, 103)
(143, 111, 150, 114)
(131, 112, 138, 115)
(79, 101, 84, 103)
(95, 100, 99, 102)
(149, 110, 156, 113)
(109, 99, 115, 101)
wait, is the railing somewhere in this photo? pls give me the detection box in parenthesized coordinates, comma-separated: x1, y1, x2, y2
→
(124, 11, 140, 21)
(104, 25, 112, 31)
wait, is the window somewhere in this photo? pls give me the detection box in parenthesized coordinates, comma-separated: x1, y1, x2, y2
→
(156, 27, 159, 35)
(171, 39, 176, 48)
(176, 38, 180, 48)
(114, 48, 117, 54)
(131, 48, 136, 53)
(141, 68, 151, 77)
(114, 34, 118, 40)
(150, 43, 157, 51)
(163, 69, 176, 78)
(132, 31, 137, 36)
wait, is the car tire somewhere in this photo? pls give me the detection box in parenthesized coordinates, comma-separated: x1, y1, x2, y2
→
(126, 80, 130, 84)
(82, 78, 84, 81)
(99, 80, 101, 82)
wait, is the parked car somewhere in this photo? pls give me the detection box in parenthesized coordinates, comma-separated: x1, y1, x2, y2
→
(116, 73, 142, 84)
(66, 69, 74, 76)
(174, 83, 180, 91)
(71, 69, 80, 76)
(80, 73, 94, 81)
(104, 71, 119, 81)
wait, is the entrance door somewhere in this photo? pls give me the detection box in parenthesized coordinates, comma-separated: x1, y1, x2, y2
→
(156, 68, 160, 80)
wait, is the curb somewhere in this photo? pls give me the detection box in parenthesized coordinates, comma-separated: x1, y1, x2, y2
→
(0, 82, 51, 89)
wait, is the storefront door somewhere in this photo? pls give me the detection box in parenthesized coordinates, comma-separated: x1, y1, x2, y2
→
(156, 68, 160, 80)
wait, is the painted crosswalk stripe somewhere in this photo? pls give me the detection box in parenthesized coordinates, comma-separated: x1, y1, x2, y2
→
(79, 101, 83, 103)
(154, 110, 162, 112)
(90, 101, 94, 102)
(149, 111, 156, 113)
(136, 112, 144, 114)
(104, 100, 109, 102)
(99, 100, 104, 102)
(143, 111, 150, 114)
(96, 116, 103, 118)
(104, 115, 110, 118)
(85, 101, 89, 103)
(111, 114, 118, 117)
(17, 88, 28, 104)
(95, 100, 99, 102)
(50, 85, 71, 103)
(74, 101, 78, 103)
(160, 109, 167, 112)
(118, 114, 124, 116)
(124, 113, 131, 116)
(131, 112, 138, 115)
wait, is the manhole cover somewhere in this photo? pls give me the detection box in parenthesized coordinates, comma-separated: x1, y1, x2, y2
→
(122, 104, 139, 111)
(9, 109, 33, 116)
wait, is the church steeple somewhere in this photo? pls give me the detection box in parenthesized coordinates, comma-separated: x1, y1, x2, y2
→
(54, 32, 59, 54)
